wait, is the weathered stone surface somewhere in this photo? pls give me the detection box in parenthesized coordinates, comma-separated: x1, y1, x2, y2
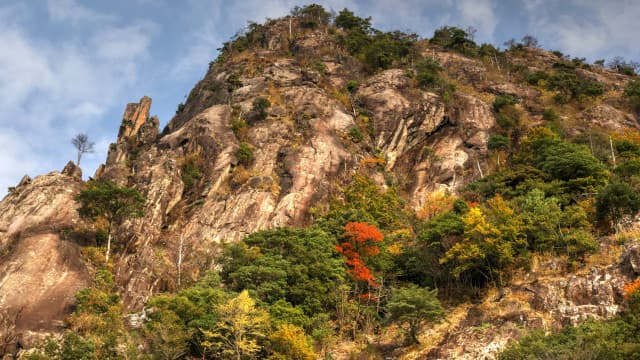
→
(427, 245, 637, 359)
(118, 96, 152, 138)
(0, 172, 89, 349)
(61, 161, 82, 179)
(622, 240, 640, 274)
(579, 104, 639, 130)
(485, 82, 541, 100)
(16, 175, 31, 188)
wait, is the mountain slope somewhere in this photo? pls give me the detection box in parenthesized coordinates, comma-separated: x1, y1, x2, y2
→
(1, 5, 640, 359)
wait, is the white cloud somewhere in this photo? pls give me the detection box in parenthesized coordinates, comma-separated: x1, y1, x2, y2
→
(92, 22, 156, 61)
(523, 0, 640, 60)
(0, 130, 40, 193)
(47, 0, 115, 25)
(456, 0, 496, 40)
(0, 3, 156, 192)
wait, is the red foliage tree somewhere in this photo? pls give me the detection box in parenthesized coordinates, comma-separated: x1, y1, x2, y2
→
(336, 222, 383, 287)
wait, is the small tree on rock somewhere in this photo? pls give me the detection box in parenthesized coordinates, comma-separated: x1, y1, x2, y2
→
(75, 180, 145, 262)
(71, 133, 95, 167)
(386, 284, 444, 344)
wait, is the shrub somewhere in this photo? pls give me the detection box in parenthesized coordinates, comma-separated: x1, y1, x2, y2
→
(346, 80, 358, 93)
(235, 142, 254, 166)
(349, 126, 364, 143)
(624, 79, 640, 112)
(181, 155, 203, 190)
(251, 96, 271, 120)
(430, 26, 477, 56)
(226, 73, 243, 91)
(334, 8, 371, 32)
(546, 69, 604, 102)
(415, 59, 444, 89)
(496, 106, 520, 129)
(488, 134, 510, 150)
(542, 108, 559, 122)
(291, 4, 330, 28)
(493, 94, 519, 112)
(526, 71, 549, 86)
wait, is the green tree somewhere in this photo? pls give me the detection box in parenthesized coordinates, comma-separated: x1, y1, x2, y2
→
(334, 8, 371, 32)
(430, 26, 477, 55)
(249, 97, 270, 122)
(385, 285, 444, 344)
(625, 79, 640, 113)
(220, 227, 344, 316)
(75, 181, 145, 262)
(236, 142, 254, 166)
(144, 311, 193, 360)
(290, 4, 330, 28)
(596, 182, 640, 232)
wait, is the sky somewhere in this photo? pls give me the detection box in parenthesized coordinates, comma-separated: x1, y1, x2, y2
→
(1, 0, 639, 194)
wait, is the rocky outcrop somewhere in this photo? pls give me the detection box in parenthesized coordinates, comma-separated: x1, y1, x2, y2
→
(1, 15, 640, 358)
(426, 243, 638, 359)
(0, 169, 89, 352)
(118, 96, 152, 138)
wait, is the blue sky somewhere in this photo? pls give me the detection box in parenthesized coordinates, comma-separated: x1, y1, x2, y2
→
(1, 0, 639, 193)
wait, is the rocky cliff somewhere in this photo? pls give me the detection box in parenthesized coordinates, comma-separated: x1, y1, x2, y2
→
(1, 12, 639, 359)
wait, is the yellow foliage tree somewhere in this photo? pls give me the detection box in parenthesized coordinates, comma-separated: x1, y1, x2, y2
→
(267, 324, 316, 360)
(201, 290, 269, 359)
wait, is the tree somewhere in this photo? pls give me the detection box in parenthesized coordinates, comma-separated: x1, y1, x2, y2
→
(385, 285, 444, 344)
(336, 222, 383, 287)
(596, 182, 640, 232)
(268, 324, 316, 360)
(334, 8, 371, 33)
(521, 35, 538, 48)
(75, 181, 145, 262)
(201, 290, 269, 359)
(220, 227, 344, 316)
(608, 56, 639, 76)
(291, 4, 331, 28)
(624, 79, 640, 113)
(71, 133, 95, 167)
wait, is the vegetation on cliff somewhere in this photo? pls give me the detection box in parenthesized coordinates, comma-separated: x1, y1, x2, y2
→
(13, 3, 640, 359)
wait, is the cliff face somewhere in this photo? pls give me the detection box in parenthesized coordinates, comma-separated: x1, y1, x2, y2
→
(0, 14, 639, 359)
(0, 164, 89, 351)
(423, 241, 640, 359)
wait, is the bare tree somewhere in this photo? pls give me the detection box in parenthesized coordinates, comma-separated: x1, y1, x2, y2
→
(71, 133, 95, 166)
(521, 34, 539, 48)
(465, 26, 477, 41)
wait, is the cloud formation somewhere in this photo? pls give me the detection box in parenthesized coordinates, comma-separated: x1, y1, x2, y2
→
(0, 2, 155, 192)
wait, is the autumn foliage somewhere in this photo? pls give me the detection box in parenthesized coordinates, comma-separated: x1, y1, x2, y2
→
(336, 222, 383, 287)
(623, 278, 640, 300)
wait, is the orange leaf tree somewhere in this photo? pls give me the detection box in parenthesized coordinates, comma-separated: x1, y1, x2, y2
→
(336, 222, 383, 287)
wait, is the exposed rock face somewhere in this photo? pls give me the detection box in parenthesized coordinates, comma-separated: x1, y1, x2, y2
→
(0, 170, 89, 352)
(118, 96, 152, 138)
(579, 104, 639, 130)
(357, 69, 493, 208)
(1, 16, 640, 358)
(426, 244, 638, 359)
(61, 161, 82, 179)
